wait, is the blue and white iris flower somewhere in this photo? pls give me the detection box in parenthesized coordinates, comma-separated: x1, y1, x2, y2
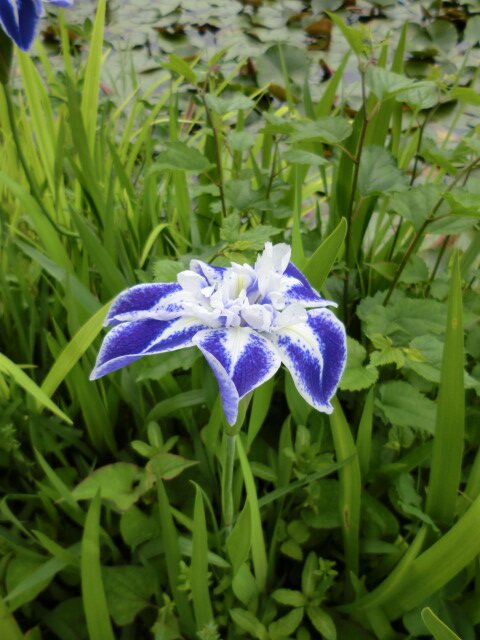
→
(90, 243, 347, 425)
(0, 0, 73, 51)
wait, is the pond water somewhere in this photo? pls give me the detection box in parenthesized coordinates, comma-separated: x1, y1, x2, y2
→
(41, 0, 480, 137)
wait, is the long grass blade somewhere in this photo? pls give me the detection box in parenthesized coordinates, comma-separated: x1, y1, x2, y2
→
(191, 484, 214, 630)
(426, 251, 464, 525)
(81, 493, 115, 640)
(237, 436, 268, 591)
(329, 398, 361, 582)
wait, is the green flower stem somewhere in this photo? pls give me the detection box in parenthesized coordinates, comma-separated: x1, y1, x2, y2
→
(221, 396, 250, 533)
(222, 432, 237, 533)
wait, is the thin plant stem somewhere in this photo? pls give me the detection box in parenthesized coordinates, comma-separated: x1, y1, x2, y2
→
(343, 69, 369, 322)
(388, 111, 435, 262)
(222, 433, 236, 534)
(383, 157, 480, 305)
(200, 89, 227, 219)
(220, 395, 251, 534)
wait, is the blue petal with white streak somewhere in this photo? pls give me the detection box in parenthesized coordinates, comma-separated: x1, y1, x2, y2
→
(105, 283, 184, 326)
(90, 316, 205, 380)
(281, 263, 333, 307)
(0, 0, 73, 51)
(274, 308, 346, 414)
(193, 327, 281, 425)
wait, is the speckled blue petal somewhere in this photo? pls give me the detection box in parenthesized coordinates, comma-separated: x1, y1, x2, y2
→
(90, 316, 205, 380)
(47, 0, 74, 6)
(105, 283, 185, 326)
(193, 327, 281, 425)
(0, 0, 42, 50)
(274, 308, 346, 413)
(282, 263, 333, 308)
(190, 259, 226, 285)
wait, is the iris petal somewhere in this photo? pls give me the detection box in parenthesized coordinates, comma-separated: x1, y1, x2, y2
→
(105, 283, 185, 326)
(282, 263, 333, 308)
(274, 308, 346, 413)
(0, 0, 42, 50)
(193, 327, 281, 424)
(90, 316, 205, 380)
(190, 260, 226, 285)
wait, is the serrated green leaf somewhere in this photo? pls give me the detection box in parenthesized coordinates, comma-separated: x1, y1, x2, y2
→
(376, 381, 436, 434)
(103, 566, 156, 626)
(150, 142, 212, 172)
(339, 338, 378, 391)
(388, 184, 441, 230)
(72, 463, 152, 511)
(283, 149, 329, 166)
(291, 117, 352, 145)
(358, 147, 407, 196)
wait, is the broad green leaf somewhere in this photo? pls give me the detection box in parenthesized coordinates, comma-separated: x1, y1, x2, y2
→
(81, 493, 115, 640)
(224, 179, 261, 210)
(283, 149, 329, 166)
(205, 94, 254, 115)
(339, 338, 378, 392)
(146, 453, 198, 481)
(120, 506, 158, 551)
(365, 67, 414, 100)
(396, 82, 439, 109)
(72, 463, 152, 511)
(137, 348, 200, 381)
(150, 142, 212, 172)
(376, 381, 436, 434)
(103, 566, 156, 626)
(388, 184, 441, 230)
(232, 564, 259, 606)
(291, 117, 353, 145)
(358, 147, 407, 196)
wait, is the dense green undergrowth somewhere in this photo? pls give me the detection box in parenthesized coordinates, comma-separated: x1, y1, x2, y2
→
(0, 1, 480, 639)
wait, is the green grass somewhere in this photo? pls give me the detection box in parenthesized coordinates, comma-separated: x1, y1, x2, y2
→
(0, 5, 479, 640)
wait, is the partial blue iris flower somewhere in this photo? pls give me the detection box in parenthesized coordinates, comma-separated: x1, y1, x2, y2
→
(0, 0, 73, 51)
(90, 243, 347, 425)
